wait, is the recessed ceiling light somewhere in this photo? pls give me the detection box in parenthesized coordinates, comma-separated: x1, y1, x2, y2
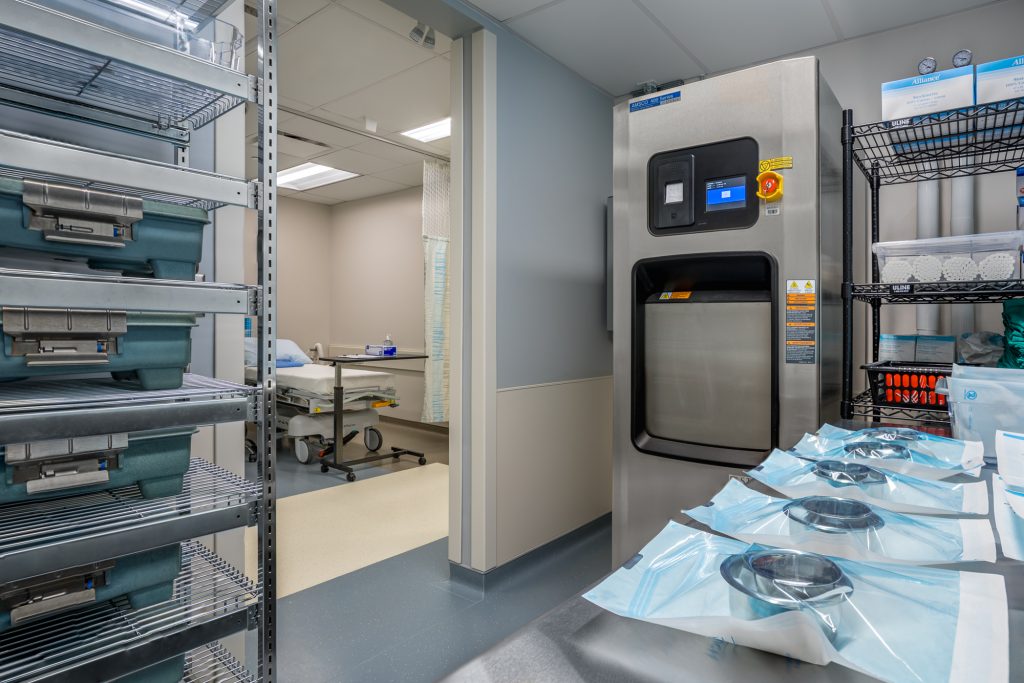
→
(401, 117, 451, 143)
(278, 163, 359, 191)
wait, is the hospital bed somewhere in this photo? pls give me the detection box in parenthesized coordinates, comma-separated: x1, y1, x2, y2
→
(244, 361, 400, 467)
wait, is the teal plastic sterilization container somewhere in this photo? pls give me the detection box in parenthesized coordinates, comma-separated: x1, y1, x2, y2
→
(0, 178, 209, 280)
(0, 427, 195, 503)
(0, 310, 197, 390)
(0, 544, 181, 634)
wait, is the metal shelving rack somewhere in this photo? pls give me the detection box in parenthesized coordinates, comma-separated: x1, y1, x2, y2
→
(840, 98, 1024, 426)
(0, 0, 277, 680)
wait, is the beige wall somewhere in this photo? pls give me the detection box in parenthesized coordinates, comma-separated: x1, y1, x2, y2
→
(245, 196, 334, 353)
(328, 186, 427, 422)
(328, 186, 425, 352)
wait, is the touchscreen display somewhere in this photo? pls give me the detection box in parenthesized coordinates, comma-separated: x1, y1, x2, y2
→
(705, 176, 746, 212)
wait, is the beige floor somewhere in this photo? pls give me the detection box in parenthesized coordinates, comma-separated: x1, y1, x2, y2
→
(246, 462, 449, 598)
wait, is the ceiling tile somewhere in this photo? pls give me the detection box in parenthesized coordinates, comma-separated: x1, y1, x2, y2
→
(508, 0, 701, 95)
(279, 116, 368, 149)
(468, 0, 559, 22)
(349, 138, 432, 164)
(304, 108, 369, 130)
(427, 137, 451, 155)
(278, 153, 306, 170)
(339, 0, 453, 53)
(309, 147, 405, 175)
(278, 6, 434, 107)
(320, 57, 451, 134)
(277, 0, 331, 24)
(372, 162, 424, 186)
(825, 0, 993, 40)
(641, 0, 836, 74)
(300, 175, 409, 202)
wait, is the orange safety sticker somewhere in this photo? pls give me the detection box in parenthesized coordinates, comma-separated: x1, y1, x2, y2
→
(659, 291, 692, 300)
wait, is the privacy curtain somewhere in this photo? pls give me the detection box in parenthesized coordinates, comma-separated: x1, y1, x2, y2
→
(421, 160, 451, 423)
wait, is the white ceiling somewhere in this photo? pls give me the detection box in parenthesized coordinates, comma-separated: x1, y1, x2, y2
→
(244, 0, 451, 205)
(468, 0, 997, 96)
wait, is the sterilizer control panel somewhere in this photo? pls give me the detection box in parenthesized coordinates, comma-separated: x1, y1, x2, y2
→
(647, 137, 759, 235)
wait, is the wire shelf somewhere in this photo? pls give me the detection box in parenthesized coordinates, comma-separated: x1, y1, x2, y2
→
(848, 389, 951, 426)
(851, 279, 1024, 303)
(0, 541, 258, 683)
(184, 642, 257, 683)
(850, 97, 1024, 185)
(0, 0, 250, 134)
(0, 374, 255, 442)
(0, 458, 259, 584)
(0, 128, 253, 209)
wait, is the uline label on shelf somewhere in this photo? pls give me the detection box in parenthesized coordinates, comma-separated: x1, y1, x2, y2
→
(890, 283, 914, 294)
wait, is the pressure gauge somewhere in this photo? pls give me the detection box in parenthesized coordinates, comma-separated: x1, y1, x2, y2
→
(917, 57, 937, 75)
(952, 49, 973, 68)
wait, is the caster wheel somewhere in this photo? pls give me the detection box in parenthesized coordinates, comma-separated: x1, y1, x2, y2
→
(363, 427, 383, 452)
(245, 439, 257, 463)
(294, 438, 314, 465)
(346, 472, 357, 482)
(320, 464, 330, 473)
(418, 457, 427, 466)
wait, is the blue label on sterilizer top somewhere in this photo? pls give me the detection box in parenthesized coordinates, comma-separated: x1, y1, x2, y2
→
(630, 91, 680, 113)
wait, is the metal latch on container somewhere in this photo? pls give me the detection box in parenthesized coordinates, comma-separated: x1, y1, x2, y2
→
(1, 560, 114, 625)
(1, 307, 127, 366)
(22, 180, 143, 248)
(6, 434, 127, 494)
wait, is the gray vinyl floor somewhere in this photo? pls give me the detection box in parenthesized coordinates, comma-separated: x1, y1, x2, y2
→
(245, 421, 612, 682)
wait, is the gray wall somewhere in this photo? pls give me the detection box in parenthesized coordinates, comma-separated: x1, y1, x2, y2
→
(495, 32, 613, 389)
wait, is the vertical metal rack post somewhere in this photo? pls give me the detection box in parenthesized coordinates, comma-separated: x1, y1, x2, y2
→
(0, 0, 279, 679)
(255, 1, 278, 679)
(840, 99, 1024, 426)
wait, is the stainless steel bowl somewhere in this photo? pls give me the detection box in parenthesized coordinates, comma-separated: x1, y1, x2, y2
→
(720, 549, 853, 641)
(842, 441, 912, 460)
(813, 459, 888, 486)
(785, 496, 885, 534)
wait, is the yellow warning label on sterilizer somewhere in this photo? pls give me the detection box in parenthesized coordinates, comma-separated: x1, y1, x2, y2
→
(759, 156, 794, 172)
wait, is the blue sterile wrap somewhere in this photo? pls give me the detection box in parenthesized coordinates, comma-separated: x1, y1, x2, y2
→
(791, 424, 984, 480)
(685, 479, 995, 564)
(748, 449, 989, 515)
(585, 524, 1008, 683)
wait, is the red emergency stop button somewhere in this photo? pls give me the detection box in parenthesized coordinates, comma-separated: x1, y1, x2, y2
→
(756, 170, 784, 201)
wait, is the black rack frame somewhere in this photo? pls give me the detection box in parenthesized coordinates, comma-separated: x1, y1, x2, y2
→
(840, 98, 1024, 426)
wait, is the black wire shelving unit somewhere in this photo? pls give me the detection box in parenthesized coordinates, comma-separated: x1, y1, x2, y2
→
(841, 97, 1024, 426)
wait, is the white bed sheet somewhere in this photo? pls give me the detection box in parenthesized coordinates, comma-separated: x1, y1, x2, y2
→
(245, 364, 395, 395)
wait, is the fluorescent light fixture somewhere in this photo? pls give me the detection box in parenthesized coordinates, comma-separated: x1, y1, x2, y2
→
(402, 118, 451, 143)
(277, 163, 359, 191)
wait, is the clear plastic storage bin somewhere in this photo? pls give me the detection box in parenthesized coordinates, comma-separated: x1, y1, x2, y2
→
(874, 231, 1024, 284)
(33, 0, 243, 70)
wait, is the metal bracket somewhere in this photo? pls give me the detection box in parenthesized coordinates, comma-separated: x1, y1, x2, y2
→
(249, 181, 261, 210)
(246, 500, 260, 526)
(251, 75, 263, 105)
(247, 603, 260, 629)
(2, 307, 127, 365)
(249, 287, 263, 316)
(23, 180, 143, 248)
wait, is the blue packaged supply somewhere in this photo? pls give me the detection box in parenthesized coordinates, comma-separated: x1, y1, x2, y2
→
(585, 524, 1007, 683)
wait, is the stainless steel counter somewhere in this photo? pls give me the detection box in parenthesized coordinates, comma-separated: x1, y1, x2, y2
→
(442, 466, 1023, 683)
